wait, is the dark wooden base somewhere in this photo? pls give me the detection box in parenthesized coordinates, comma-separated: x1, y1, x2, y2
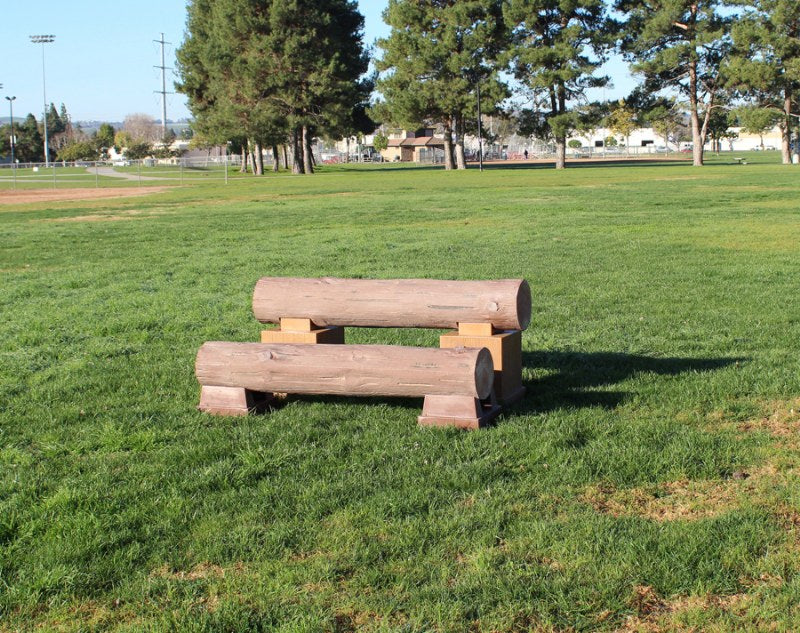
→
(198, 386, 276, 416)
(417, 394, 500, 430)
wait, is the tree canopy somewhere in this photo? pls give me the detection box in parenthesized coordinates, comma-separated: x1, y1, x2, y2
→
(177, 0, 370, 175)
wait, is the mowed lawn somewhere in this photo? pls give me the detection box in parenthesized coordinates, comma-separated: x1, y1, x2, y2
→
(1, 156, 799, 632)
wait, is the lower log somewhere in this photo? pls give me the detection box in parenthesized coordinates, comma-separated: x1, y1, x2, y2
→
(196, 342, 494, 400)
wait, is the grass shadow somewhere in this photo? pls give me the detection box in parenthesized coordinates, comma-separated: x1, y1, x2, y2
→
(513, 351, 746, 415)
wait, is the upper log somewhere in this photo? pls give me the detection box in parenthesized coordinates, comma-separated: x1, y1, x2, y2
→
(196, 342, 494, 399)
(252, 277, 531, 330)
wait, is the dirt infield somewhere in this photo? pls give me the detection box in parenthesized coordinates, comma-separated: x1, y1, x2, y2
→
(0, 187, 170, 206)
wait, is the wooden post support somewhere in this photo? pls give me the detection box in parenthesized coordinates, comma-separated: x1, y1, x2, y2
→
(440, 322, 524, 405)
(261, 317, 344, 345)
(198, 385, 276, 416)
(417, 394, 500, 430)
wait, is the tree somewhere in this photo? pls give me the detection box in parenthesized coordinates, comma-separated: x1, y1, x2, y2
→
(645, 101, 686, 150)
(57, 141, 99, 162)
(14, 114, 44, 163)
(123, 113, 160, 143)
(735, 105, 781, 150)
(725, 0, 800, 164)
(505, 0, 614, 169)
(124, 141, 153, 160)
(95, 123, 115, 149)
(177, 0, 369, 176)
(373, 132, 389, 153)
(706, 107, 737, 152)
(376, 0, 508, 170)
(616, 0, 731, 166)
(605, 100, 637, 149)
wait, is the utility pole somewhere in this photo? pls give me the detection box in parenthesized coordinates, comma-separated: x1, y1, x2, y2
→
(154, 33, 172, 140)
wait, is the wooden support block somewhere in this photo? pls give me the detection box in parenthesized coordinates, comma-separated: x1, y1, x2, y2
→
(440, 329, 524, 406)
(417, 394, 500, 430)
(458, 322, 495, 336)
(280, 317, 315, 332)
(261, 325, 345, 345)
(198, 386, 275, 416)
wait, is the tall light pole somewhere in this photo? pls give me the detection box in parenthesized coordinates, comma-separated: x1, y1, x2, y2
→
(30, 34, 55, 167)
(5, 95, 16, 167)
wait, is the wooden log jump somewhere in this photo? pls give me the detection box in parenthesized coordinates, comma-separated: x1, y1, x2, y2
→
(253, 277, 531, 330)
(253, 277, 531, 405)
(197, 342, 499, 429)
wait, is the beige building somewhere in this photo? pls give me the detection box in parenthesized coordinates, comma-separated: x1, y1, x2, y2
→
(380, 128, 445, 163)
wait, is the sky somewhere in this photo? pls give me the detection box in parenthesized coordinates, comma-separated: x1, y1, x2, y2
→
(0, 0, 635, 124)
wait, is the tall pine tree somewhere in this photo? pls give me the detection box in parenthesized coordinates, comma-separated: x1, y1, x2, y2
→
(616, 0, 731, 166)
(177, 0, 369, 175)
(725, 0, 800, 164)
(504, 0, 612, 169)
(376, 0, 507, 170)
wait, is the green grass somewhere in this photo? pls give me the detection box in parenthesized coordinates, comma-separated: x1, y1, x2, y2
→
(1, 155, 800, 631)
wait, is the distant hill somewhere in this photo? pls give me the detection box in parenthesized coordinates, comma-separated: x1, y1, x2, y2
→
(0, 118, 192, 135)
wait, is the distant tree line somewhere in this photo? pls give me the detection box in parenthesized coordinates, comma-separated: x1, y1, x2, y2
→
(0, 108, 190, 164)
(175, 0, 372, 175)
(2, 1, 797, 170)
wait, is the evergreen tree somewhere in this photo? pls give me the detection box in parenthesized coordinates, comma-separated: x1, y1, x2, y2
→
(177, 0, 369, 175)
(94, 123, 116, 153)
(16, 114, 44, 163)
(725, 0, 800, 164)
(376, 0, 508, 170)
(504, 0, 614, 169)
(616, 0, 731, 166)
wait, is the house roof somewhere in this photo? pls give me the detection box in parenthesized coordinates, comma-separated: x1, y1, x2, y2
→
(386, 136, 444, 148)
(402, 136, 443, 147)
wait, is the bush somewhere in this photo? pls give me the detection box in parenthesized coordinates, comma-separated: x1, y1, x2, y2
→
(124, 142, 153, 160)
(57, 141, 100, 162)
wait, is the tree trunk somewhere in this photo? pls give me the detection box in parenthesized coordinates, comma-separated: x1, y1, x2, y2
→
(555, 136, 566, 169)
(781, 90, 792, 165)
(555, 82, 567, 169)
(345, 137, 350, 163)
(291, 129, 304, 174)
(454, 114, 467, 169)
(240, 147, 248, 173)
(302, 125, 314, 174)
(272, 145, 279, 172)
(443, 121, 455, 170)
(282, 144, 289, 170)
(254, 142, 264, 175)
(689, 60, 704, 167)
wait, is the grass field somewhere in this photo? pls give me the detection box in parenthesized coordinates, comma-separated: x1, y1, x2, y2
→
(1, 155, 799, 631)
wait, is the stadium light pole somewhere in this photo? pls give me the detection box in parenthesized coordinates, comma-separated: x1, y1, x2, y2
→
(5, 96, 16, 167)
(30, 34, 55, 167)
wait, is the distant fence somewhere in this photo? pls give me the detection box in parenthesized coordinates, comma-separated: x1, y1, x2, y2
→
(0, 145, 707, 190)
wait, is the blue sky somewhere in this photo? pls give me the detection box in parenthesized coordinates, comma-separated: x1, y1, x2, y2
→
(0, 0, 633, 123)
